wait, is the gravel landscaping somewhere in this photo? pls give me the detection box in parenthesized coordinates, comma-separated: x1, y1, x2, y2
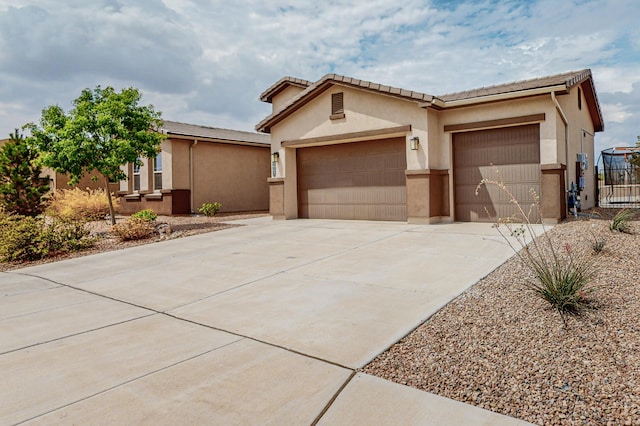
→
(0, 212, 268, 272)
(364, 210, 639, 425)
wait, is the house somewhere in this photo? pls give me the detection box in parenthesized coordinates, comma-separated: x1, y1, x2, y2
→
(0, 138, 115, 194)
(118, 120, 270, 215)
(257, 70, 604, 224)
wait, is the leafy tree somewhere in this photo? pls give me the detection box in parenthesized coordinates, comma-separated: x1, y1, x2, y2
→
(0, 129, 50, 216)
(26, 86, 165, 224)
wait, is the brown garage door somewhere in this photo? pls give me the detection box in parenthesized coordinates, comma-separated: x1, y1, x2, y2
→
(454, 124, 540, 222)
(297, 137, 407, 221)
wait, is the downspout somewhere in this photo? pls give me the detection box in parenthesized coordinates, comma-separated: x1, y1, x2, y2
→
(551, 92, 569, 192)
(189, 139, 199, 214)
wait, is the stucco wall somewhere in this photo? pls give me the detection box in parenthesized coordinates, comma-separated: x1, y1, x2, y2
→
(171, 139, 191, 190)
(192, 142, 269, 212)
(556, 87, 596, 210)
(272, 85, 307, 111)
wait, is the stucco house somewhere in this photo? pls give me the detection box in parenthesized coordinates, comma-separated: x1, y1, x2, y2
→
(118, 120, 270, 215)
(257, 70, 603, 224)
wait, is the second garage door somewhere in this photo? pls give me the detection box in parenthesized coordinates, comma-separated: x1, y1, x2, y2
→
(454, 124, 541, 222)
(297, 137, 407, 221)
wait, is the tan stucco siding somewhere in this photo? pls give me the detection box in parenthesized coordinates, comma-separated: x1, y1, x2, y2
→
(171, 139, 191, 190)
(272, 86, 307, 112)
(192, 142, 269, 212)
(557, 88, 596, 209)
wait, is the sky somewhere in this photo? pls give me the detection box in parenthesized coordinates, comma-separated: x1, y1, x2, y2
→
(0, 0, 638, 159)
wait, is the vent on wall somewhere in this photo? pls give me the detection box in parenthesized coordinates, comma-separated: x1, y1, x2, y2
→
(331, 92, 345, 119)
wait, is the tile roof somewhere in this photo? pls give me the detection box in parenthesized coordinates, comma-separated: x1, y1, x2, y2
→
(256, 69, 603, 133)
(162, 120, 269, 145)
(437, 69, 593, 101)
(259, 76, 313, 103)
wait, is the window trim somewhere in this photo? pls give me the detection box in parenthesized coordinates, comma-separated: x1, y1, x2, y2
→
(132, 161, 141, 192)
(152, 152, 162, 192)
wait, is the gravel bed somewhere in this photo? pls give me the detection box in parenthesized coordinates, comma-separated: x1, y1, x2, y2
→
(363, 211, 640, 425)
(0, 212, 268, 272)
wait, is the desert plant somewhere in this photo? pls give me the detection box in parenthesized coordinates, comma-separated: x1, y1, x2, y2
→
(131, 209, 158, 222)
(46, 188, 117, 222)
(609, 208, 635, 233)
(46, 218, 96, 253)
(111, 217, 155, 241)
(476, 171, 595, 326)
(199, 202, 222, 217)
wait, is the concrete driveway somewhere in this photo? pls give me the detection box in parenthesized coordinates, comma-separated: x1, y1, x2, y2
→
(1, 218, 533, 425)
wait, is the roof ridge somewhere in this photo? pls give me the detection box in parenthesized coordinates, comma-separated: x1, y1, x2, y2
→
(163, 120, 267, 136)
(437, 69, 591, 99)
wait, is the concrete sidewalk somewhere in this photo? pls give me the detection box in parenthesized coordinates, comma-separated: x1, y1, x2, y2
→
(1, 218, 534, 425)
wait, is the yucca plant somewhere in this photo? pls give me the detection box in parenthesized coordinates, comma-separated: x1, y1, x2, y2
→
(476, 169, 596, 327)
(610, 208, 635, 233)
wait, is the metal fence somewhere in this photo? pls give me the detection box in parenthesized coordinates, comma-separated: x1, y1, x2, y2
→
(597, 148, 640, 208)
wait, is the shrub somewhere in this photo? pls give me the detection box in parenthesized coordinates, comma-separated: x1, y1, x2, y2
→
(0, 212, 95, 262)
(46, 188, 118, 222)
(199, 202, 222, 217)
(610, 208, 635, 233)
(476, 171, 595, 326)
(0, 212, 49, 261)
(111, 217, 155, 241)
(131, 209, 158, 222)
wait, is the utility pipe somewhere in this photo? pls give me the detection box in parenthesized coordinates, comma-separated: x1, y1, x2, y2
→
(189, 139, 199, 214)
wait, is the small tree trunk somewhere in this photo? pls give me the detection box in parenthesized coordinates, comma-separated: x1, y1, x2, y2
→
(103, 175, 116, 225)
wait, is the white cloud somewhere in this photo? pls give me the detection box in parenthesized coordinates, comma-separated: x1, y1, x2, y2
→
(0, 0, 638, 151)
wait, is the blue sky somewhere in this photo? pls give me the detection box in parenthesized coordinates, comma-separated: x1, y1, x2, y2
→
(0, 0, 638, 157)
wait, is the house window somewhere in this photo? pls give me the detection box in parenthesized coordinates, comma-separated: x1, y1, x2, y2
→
(153, 152, 162, 191)
(578, 87, 582, 110)
(331, 92, 345, 119)
(133, 161, 141, 192)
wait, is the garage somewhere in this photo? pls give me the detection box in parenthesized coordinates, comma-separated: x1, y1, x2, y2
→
(453, 124, 541, 222)
(297, 137, 407, 221)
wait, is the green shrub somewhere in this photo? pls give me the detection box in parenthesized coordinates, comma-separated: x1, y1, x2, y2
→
(476, 170, 596, 326)
(0, 211, 96, 262)
(0, 212, 49, 261)
(111, 217, 155, 241)
(199, 202, 222, 217)
(131, 209, 158, 222)
(610, 209, 635, 233)
(46, 188, 117, 222)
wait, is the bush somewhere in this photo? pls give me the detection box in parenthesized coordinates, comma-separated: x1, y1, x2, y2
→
(199, 202, 222, 217)
(111, 217, 155, 241)
(0, 211, 95, 262)
(131, 209, 157, 222)
(476, 170, 595, 326)
(46, 188, 117, 222)
(0, 212, 49, 261)
(610, 208, 635, 233)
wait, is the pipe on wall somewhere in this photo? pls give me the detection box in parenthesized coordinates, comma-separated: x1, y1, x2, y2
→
(189, 139, 199, 213)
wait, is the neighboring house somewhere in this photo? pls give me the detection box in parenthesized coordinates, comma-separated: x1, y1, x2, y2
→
(118, 120, 270, 215)
(257, 70, 604, 224)
(0, 138, 115, 194)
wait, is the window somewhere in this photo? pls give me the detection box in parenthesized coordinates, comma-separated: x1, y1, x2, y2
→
(577, 87, 582, 110)
(133, 161, 141, 192)
(153, 152, 162, 191)
(331, 92, 345, 119)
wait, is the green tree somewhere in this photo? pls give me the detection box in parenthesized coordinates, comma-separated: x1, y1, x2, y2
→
(26, 86, 165, 224)
(0, 129, 50, 216)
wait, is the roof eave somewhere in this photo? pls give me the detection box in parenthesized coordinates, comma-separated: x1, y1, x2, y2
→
(421, 84, 569, 109)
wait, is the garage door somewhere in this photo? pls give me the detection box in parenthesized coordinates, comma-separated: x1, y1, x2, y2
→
(454, 124, 540, 222)
(297, 137, 407, 221)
